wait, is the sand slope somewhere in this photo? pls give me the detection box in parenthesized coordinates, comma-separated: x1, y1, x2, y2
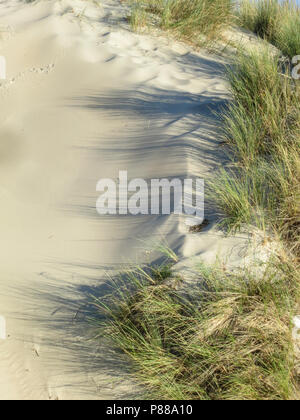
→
(0, 0, 251, 399)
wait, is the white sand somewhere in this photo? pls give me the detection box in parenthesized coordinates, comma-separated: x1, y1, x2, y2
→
(0, 0, 260, 400)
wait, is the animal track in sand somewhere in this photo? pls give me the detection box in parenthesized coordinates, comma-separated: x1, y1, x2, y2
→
(0, 63, 55, 90)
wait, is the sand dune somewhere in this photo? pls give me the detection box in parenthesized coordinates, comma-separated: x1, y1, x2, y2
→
(0, 0, 255, 400)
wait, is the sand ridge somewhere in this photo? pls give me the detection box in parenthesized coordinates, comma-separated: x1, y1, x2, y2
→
(0, 0, 253, 400)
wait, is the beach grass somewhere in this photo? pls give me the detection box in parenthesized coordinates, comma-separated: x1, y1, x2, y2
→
(238, 0, 300, 57)
(209, 45, 300, 257)
(93, 256, 299, 400)
(129, 3, 149, 32)
(128, 0, 234, 45)
(276, 9, 300, 58)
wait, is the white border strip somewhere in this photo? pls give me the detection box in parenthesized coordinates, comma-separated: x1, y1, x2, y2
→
(0, 56, 6, 80)
(0, 315, 6, 340)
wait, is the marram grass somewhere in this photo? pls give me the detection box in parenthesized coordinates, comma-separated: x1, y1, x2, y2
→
(128, 0, 233, 45)
(209, 44, 300, 257)
(92, 257, 299, 400)
(238, 0, 300, 58)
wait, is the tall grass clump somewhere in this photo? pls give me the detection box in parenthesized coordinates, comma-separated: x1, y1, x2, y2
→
(129, 3, 148, 32)
(93, 258, 299, 400)
(223, 47, 299, 163)
(276, 7, 300, 58)
(129, 0, 234, 44)
(238, 0, 280, 41)
(238, 1, 300, 58)
(210, 45, 300, 256)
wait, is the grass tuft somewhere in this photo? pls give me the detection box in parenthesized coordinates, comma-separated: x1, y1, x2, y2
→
(209, 45, 300, 256)
(128, 0, 233, 45)
(238, 1, 300, 58)
(238, 0, 280, 41)
(93, 257, 299, 400)
(129, 2, 148, 32)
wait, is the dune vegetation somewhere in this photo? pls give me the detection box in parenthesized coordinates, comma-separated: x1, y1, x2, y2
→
(128, 0, 234, 44)
(94, 255, 299, 400)
(238, 0, 300, 58)
(211, 45, 300, 257)
(93, 0, 300, 400)
(128, 0, 300, 57)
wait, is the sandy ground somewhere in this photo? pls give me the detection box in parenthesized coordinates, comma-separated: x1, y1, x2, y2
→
(0, 0, 258, 400)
